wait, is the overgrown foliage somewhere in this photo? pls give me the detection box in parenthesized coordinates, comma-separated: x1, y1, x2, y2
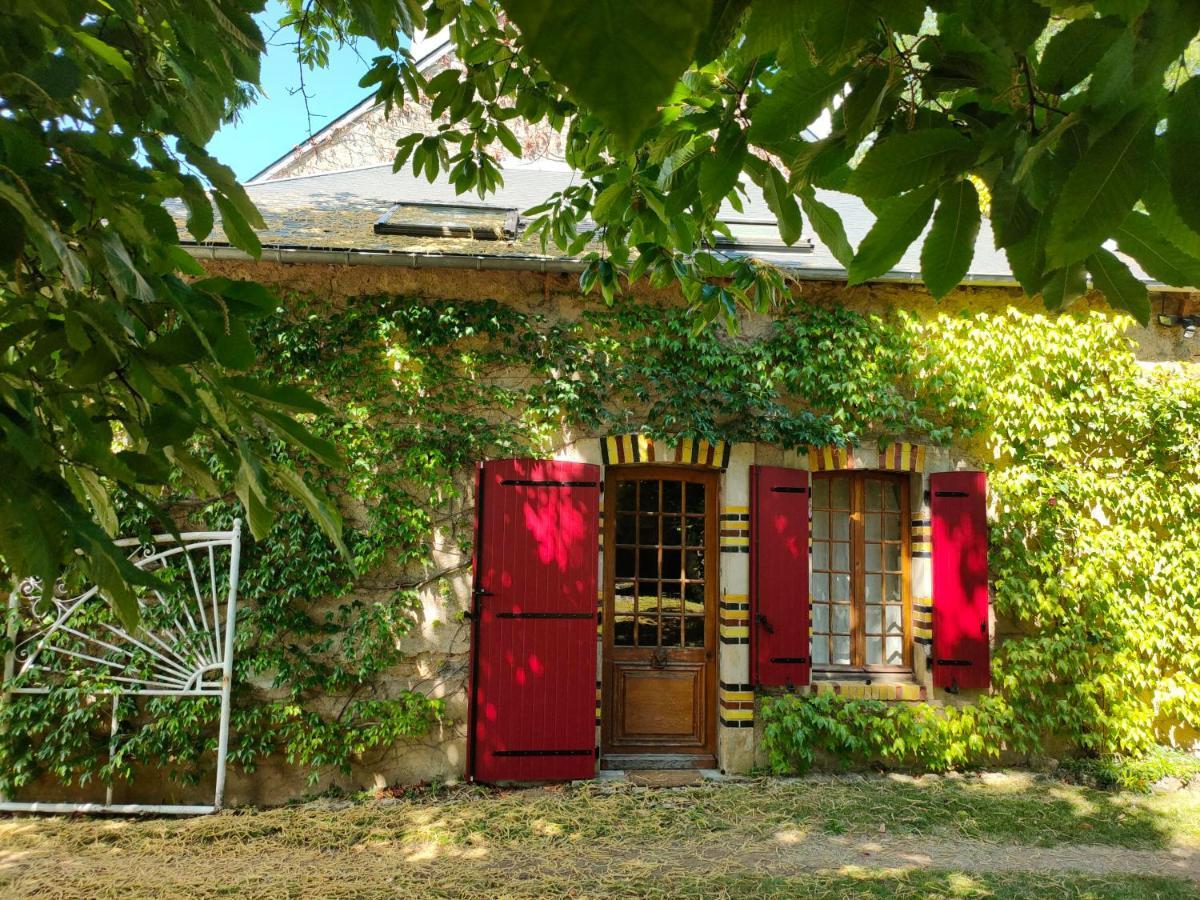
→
(0, 1, 346, 625)
(3, 294, 1196, 792)
(336, 1, 1200, 323)
(763, 309, 1200, 773)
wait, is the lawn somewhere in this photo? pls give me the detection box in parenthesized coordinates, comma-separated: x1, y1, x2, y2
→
(1, 773, 1197, 898)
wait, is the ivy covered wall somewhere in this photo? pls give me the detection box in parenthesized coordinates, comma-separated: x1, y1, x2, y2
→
(3, 266, 1198, 799)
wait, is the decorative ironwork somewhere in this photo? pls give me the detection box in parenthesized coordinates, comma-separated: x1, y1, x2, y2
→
(1, 521, 242, 816)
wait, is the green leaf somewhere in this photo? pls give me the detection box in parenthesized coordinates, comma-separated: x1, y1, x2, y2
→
(1114, 212, 1200, 287)
(920, 179, 981, 299)
(71, 29, 134, 79)
(1041, 262, 1087, 311)
(699, 130, 747, 207)
(270, 463, 348, 562)
(759, 164, 802, 246)
(1037, 16, 1123, 94)
(749, 63, 848, 145)
(1143, 148, 1200, 259)
(224, 376, 331, 415)
(693, 0, 750, 65)
(214, 192, 262, 257)
(1087, 248, 1149, 324)
(799, 186, 853, 268)
(1166, 77, 1200, 237)
(500, 0, 712, 147)
(845, 128, 976, 199)
(592, 182, 632, 226)
(847, 185, 937, 285)
(1045, 109, 1152, 268)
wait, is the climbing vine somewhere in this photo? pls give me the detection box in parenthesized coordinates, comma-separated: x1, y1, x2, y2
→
(2, 293, 1197, 794)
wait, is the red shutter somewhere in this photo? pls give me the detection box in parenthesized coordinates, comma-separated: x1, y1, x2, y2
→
(931, 471, 991, 690)
(467, 459, 600, 782)
(750, 466, 811, 687)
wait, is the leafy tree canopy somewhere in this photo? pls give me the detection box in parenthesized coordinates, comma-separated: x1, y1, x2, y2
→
(2, 0, 1199, 617)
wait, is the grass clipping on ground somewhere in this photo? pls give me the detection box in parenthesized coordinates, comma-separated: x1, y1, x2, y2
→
(1, 774, 1197, 898)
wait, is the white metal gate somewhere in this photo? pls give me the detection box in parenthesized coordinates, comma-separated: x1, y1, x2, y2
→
(1, 521, 242, 815)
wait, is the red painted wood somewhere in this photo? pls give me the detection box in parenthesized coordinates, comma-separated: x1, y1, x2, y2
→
(931, 471, 991, 690)
(750, 466, 811, 687)
(469, 459, 600, 782)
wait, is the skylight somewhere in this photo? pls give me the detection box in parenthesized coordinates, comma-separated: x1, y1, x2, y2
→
(374, 202, 519, 241)
(714, 219, 814, 254)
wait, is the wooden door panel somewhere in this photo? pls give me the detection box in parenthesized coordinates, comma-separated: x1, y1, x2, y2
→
(610, 660, 707, 748)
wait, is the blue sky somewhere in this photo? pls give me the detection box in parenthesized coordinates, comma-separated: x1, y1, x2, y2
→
(207, 2, 391, 182)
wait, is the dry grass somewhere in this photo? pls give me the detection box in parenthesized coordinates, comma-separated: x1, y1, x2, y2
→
(1, 775, 1197, 898)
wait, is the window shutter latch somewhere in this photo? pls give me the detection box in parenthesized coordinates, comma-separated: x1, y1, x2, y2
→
(755, 613, 774, 634)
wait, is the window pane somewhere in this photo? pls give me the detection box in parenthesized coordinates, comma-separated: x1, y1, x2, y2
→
(833, 510, 850, 541)
(616, 548, 635, 578)
(662, 548, 682, 579)
(661, 615, 682, 647)
(685, 516, 705, 546)
(885, 543, 901, 572)
(662, 480, 682, 513)
(832, 604, 850, 634)
(636, 617, 657, 646)
(639, 548, 658, 578)
(884, 516, 900, 540)
(661, 580, 682, 599)
(866, 606, 882, 634)
(813, 542, 829, 570)
(617, 480, 636, 509)
(886, 636, 904, 665)
(813, 512, 829, 539)
(812, 637, 829, 664)
(684, 616, 705, 647)
(684, 581, 705, 604)
(662, 516, 682, 546)
(865, 479, 881, 510)
(685, 550, 705, 580)
(832, 573, 850, 600)
(865, 514, 881, 540)
(833, 635, 851, 664)
(811, 603, 829, 635)
(885, 605, 903, 634)
(613, 592, 635, 615)
(812, 575, 830, 603)
(884, 482, 901, 511)
(812, 478, 830, 506)
(685, 483, 705, 514)
(639, 480, 659, 511)
(616, 513, 636, 544)
(865, 543, 881, 572)
(866, 636, 882, 665)
(832, 542, 850, 571)
(866, 575, 882, 604)
(831, 477, 850, 508)
(639, 515, 658, 543)
(636, 585, 659, 615)
(614, 616, 634, 645)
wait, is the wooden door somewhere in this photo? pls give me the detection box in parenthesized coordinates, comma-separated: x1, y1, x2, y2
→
(468, 459, 601, 782)
(602, 465, 718, 762)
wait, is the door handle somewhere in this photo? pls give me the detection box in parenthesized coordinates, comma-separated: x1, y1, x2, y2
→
(650, 647, 668, 669)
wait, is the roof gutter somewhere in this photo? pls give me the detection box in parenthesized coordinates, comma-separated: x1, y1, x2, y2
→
(182, 243, 1189, 293)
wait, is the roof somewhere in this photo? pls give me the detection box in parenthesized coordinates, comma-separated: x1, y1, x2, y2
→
(176, 161, 1029, 285)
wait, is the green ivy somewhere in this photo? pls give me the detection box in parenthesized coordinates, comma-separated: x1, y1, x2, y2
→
(3, 296, 1197, 793)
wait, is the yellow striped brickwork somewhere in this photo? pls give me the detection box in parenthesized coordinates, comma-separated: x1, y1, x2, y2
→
(913, 602, 933, 646)
(878, 441, 928, 472)
(673, 438, 732, 468)
(719, 681, 755, 728)
(720, 505, 750, 554)
(911, 517, 931, 558)
(803, 681, 927, 702)
(719, 595, 750, 644)
(595, 680, 602, 726)
(808, 445, 856, 471)
(600, 433, 655, 465)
